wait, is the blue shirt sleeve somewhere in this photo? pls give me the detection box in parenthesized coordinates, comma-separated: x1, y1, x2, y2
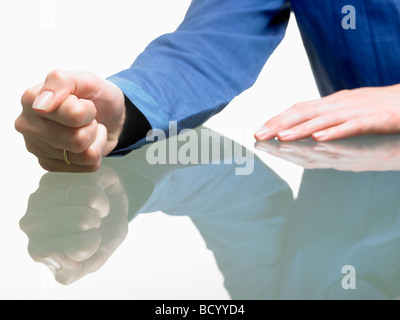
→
(108, 0, 291, 154)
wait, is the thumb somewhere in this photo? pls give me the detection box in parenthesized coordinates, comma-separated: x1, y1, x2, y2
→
(32, 70, 100, 114)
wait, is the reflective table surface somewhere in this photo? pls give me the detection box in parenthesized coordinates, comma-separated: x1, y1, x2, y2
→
(3, 127, 400, 300)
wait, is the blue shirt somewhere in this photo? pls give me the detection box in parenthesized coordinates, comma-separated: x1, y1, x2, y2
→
(108, 0, 400, 154)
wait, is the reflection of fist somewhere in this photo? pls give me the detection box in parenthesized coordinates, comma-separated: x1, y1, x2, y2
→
(19, 165, 129, 285)
(255, 135, 400, 172)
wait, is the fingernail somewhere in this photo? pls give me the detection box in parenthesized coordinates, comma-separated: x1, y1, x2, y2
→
(32, 91, 54, 111)
(255, 126, 271, 139)
(313, 131, 328, 140)
(41, 257, 61, 273)
(278, 129, 294, 139)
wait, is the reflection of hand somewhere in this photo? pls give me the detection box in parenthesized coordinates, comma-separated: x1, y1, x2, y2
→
(255, 85, 400, 142)
(19, 165, 129, 285)
(255, 135, 400, 172)
(14, 70, 126, 172)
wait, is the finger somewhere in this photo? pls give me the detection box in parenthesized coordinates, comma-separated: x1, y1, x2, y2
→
(276, 94, 381, 141)
(38, 157, 102, 173)
(18, 109, 98, 154)
(254, 90, 359, 141)
(35, 253, 79, 284)
(24, 123, 106, 166)
(254, 140, 282, 154)
(60, 123, 106, 168)
(20, 84, 42, 111)
(95, 166, 123, 191)
(312, 142, 361, 157)
(56, 248, 113, 285)
(61, 123, 107, 167)
(37, 252, 96, 285)
(63, 231, 102, 262)
(38, 164, 119, 191)
(35, 243, 108, 285)
(44, 95, 97, 128)
(277, 143, 324, 163)
(254, 100, 325, 140)
(312, 116, 379, 141)
(28, 229, 102, 262)
(26, 185, 110, 218)
(65, 184, 110, 218)
(256, 140, 313, 165)
(38, 171, 100, 188)
(255, 139, 315, 157)
(276, 111, 350, 141)
(20, 207, 102, 236)
(31, 70, 100, 113)
(26, 237, 104, 286)
(59, 235, 119, 284)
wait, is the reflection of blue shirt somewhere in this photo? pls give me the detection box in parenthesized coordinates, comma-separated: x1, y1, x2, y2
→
(108, 0, 400, 153)
(116, 144, 400, 299)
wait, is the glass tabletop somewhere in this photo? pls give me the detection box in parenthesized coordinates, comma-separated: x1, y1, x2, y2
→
(4, 127, 400, 300)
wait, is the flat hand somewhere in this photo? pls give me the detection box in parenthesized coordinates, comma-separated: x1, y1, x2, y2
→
(255, 85, 400, 142)
(15, 70, 126, 172)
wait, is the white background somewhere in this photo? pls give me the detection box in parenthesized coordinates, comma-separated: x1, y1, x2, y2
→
(0, 0, 318, 299)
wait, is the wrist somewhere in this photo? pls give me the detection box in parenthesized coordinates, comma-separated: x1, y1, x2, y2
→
(112, 95, 151, 153)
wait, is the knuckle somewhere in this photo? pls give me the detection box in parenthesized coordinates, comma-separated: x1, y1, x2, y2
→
(46, 69, 66, 82)
(291, 102, 305, 110)
(56, 276, 75, 286)
(19, 216, 30, 233)
(15, 115, 35, 137)
(38, 159, 54, 172)
(69, 129, 92, 153)
(16, 117, 42, 142)
(76, 212, 101, 231)
(25, 141, 37, 155)
(278, 110, 304, 128)
(89, 161, 102, 173)
(350, 121, 366, 135)
(46, 69, 77, 94)
(290, 104, 308, 117)
(84, 146, 102, 165)
(380, 111, 400, 131)
(14, 116, 25, 134)
(21, 88, 37, 107)
(68, 104, 87, 126)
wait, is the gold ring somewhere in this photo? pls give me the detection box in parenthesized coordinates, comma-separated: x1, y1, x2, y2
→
(63, 149, 71, 165)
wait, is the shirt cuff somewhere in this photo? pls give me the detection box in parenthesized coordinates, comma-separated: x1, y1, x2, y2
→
(107, 74, 169, 131)
(108, 94, 151, 157)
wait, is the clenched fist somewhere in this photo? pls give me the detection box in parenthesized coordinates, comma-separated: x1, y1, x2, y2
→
(15, 70, 126, 172)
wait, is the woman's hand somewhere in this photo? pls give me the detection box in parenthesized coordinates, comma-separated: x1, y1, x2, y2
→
(255, 84, 400, 142)
(15, 70, 126, 172)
